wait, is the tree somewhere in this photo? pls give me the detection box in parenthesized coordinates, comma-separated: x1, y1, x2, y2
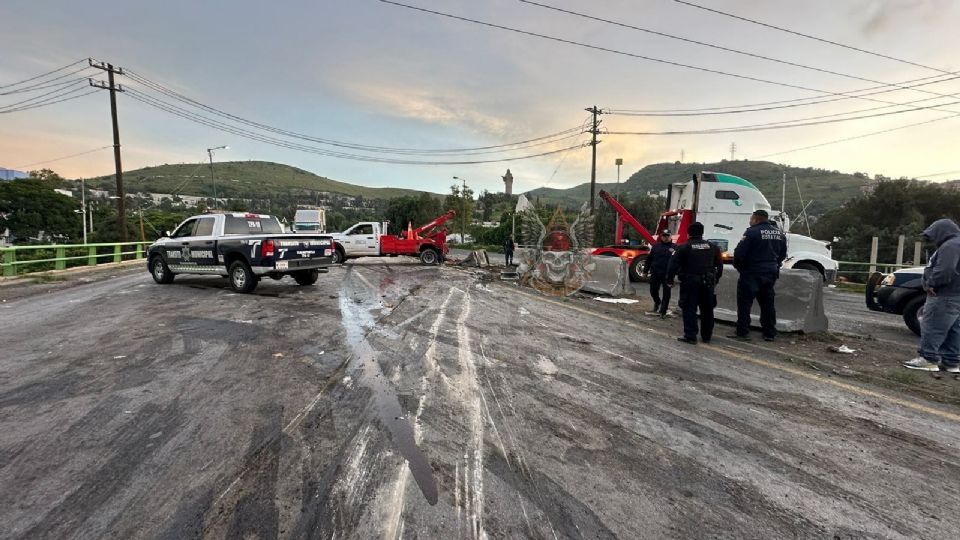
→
(445, 184, 475, 242)
(384, 193, 443, 235)
(812, 179, 960, 267)
(0, 178, 82, 243)
(593, 194, 667, 247)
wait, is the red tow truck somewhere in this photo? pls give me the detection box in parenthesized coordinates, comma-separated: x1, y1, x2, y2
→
(329, 210, 456, 265)
(591, 189, 679, 281)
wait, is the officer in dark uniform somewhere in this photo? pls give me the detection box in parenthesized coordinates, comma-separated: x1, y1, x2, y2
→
(667, 222, 723, 344)
(643, 230, 676, 319)
(730, 209, 788, 341)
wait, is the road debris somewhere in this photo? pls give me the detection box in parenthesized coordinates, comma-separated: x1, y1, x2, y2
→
(828, 345, 857, 354)
(594, 297, 639, 304)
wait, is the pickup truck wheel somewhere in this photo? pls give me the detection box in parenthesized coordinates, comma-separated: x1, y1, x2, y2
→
(628, 256, 645, 282)
(293, 269, 319, 286)
(331, 247, 345, 265)
(903, 295, 925, 336)
(150, 256, 175, 284)
(420, 248, 439, 265)
(228, 261, 258, 293)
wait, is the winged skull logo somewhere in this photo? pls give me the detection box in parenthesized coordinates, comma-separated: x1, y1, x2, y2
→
(517, 204, 596, 297)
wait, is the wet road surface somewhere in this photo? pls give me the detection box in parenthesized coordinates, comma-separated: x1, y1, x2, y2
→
(1, 260, 958, 539)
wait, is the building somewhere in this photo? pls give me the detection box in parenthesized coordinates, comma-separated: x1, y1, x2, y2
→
(0, 168, 29, 181)
(502, 169, 514, 196)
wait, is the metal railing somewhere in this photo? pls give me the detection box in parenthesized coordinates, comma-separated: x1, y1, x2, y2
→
(835, 260, 921, 279)
(1, 242, 153, 277)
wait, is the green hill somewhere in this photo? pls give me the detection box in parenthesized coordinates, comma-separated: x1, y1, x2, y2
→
(527, 160, 870, 218)
(85, 161, 442, 200)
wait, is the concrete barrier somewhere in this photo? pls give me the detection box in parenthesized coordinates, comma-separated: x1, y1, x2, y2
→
(581, 256, 631, 296)
(713, 267, 828, 333)
(459, 250, 491, 267)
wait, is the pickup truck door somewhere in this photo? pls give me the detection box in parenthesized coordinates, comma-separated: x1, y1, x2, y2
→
(346, 223, 378, 255)
(180, 216, 219, 271)
(163, 218, 198, 271)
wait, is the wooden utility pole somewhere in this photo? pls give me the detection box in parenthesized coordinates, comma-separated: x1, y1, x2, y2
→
(586, 106, 602, 212)
(89, 59, 127, 242)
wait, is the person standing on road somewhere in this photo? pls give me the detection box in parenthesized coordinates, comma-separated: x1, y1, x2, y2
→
(667, 222, 723, 344)
(435, 228, 448, 265)
(730, 210, 787, 342)
(643, 230, 677, 319)
(903, 219, 960, 373)
(504, 235, 516, 267)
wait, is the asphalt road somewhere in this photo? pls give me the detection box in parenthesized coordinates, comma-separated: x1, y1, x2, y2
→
(1, 260, 958, 539)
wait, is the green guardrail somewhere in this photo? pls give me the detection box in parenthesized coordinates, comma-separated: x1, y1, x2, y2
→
(0, 241, 153, 278)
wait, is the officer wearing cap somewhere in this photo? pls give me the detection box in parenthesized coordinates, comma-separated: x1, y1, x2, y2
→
(667, 222, 723, 344)
(643, 229, 676, 319)
(730, 209, 788, 341)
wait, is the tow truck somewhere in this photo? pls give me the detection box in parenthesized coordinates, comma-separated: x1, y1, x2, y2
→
(328, 210, 455, 265)
(592, 172, 838, 282)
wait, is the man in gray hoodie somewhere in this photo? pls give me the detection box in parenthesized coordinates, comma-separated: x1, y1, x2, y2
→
(903, 218, 960, 373)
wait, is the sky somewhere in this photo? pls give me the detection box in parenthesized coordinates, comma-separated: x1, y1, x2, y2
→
(1, 0, 958, 195)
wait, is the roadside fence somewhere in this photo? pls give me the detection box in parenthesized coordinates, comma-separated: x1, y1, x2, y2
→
(1, 242, 153, 277)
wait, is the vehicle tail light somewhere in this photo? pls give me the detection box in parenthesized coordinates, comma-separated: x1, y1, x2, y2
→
(263, 239, 275, 257)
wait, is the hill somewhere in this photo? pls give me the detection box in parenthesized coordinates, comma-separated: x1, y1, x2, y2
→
(84, 161, 441, 200)
(527, 160, 870, 218)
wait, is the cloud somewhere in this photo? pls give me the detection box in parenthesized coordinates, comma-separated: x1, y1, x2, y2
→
(859, 0, 950, 35)
(342, 82, 510, 136)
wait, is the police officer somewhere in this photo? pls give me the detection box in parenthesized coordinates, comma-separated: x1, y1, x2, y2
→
(730, 209, 788, 341)
(667, 222, 723, 344)
(643, 230, 676, 319)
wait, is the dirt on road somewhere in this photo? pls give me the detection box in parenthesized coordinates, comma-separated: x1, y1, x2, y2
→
(1, 260, 959, 539)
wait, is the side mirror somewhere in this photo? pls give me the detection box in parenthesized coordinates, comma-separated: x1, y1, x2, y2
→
(164, 230, 171, 237)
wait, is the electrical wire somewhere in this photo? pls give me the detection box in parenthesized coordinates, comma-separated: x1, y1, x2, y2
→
(14, 146, 114, 169)
(0, 84, 95, 114)
(607, 97, 960, 135)
(914, 169, 960, 179)
(518, 0, 960, 103)
(669, 0, 950, 75)
(606, 72, 960, 115)
(377, 1, 960, 117)
(125, 88, 590, 165)
(756, 113, 960, 158)
(124, 69, 588, 155)
(0, 80, 87, 111)
(0, 58, 88, 90)
(0, 66, 94, 95)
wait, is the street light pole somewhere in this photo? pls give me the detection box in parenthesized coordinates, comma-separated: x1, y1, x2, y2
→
(453, 176, 468, 244)
(80, 178, 87, 244)
(615, 158, 623, 202)
(206, 145, 228, 209)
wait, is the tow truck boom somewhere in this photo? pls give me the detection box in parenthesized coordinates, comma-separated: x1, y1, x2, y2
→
(598, 190, 657, 245)
(408, 210, 456, 239)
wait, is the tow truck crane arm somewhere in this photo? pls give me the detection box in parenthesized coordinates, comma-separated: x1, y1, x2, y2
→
(413, 210, 456, 238)
(598, 190, 657, 245)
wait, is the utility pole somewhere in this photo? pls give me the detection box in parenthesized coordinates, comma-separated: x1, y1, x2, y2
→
(89, 59, 127, 242)
(80, 178, 88, 244)
(615, 158, 623, 202)
(453, 176, 469, 243)
(680, 149, 685, 163)
(586, 106, 602, 213)
(729, 142, 737, 161)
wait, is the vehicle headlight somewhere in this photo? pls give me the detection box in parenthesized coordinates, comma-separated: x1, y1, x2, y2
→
(881, 273, 896, 286)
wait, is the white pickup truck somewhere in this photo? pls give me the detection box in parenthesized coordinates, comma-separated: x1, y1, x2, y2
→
(328, 212, 454, 264)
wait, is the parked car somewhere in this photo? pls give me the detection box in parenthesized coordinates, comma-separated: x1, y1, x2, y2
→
(866, 267, 925, 335)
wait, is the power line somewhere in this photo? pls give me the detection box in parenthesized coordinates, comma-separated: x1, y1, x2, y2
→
(756, 113, 960, 158)
(125, 88, 590, 165)
(377, 1, 960, 117)
(605, 75, 960, 116)
(0, 80, 87, 111)
(0, 66, 93, 95)
(14, 145, 114, 169)
(914, 169, 960, 179)
(0, 58, 88, 90)
(518, 0, 960, 102)
(669, 0, 949, 74)
(125, 69, 588, 155)
(0, 84, 96, 114)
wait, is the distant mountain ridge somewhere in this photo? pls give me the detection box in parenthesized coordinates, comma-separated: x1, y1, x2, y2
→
(527, 160, 872, 218)
(84, 161, 442, 200)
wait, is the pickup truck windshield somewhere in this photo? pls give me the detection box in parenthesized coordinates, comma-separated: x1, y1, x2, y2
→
(223, 215, 284, 235)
